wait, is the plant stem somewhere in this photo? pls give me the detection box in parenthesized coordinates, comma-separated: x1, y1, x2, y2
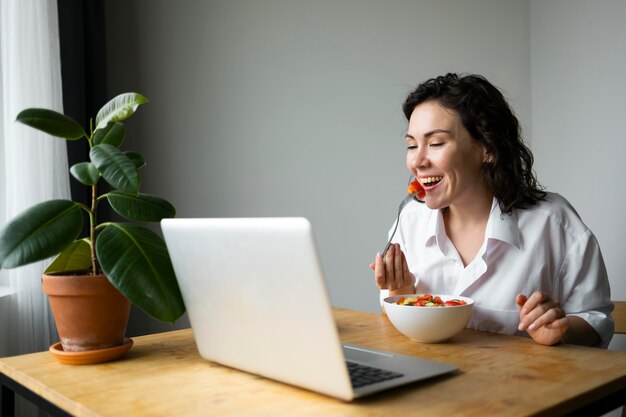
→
(88, 120, 98, 276)
(90, 183, 98, 275)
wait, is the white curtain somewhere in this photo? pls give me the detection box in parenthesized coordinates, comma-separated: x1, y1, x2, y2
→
(0, 0, 69, 356)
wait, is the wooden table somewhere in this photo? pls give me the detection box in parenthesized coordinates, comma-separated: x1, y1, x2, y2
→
(1, 308, 625, 417)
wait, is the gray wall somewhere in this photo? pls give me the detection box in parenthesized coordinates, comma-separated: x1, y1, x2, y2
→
(105, 1, 625, 345)
(530, 0, 626, 351)
(105, 0, 530, 334)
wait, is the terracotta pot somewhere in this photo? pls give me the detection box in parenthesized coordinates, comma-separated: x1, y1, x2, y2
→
(42, 272, 131, 352)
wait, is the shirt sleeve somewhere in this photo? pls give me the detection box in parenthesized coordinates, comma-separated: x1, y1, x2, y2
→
(557, 230, 614, 348)
(380, 289, 390, 307)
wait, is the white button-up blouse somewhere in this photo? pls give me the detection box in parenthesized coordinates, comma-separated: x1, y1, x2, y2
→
(380, 192, 614, 347)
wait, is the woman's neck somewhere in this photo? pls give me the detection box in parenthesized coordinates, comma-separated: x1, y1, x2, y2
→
(442, 188, 494, 267)
(444, 188, 494, 226)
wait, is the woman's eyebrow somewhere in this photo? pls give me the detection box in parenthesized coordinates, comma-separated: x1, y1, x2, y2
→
(405, 129, 452, 140)
(424, 128, 452, 138)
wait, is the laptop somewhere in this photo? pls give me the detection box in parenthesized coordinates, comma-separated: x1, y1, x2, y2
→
(161, 217, 456, 401)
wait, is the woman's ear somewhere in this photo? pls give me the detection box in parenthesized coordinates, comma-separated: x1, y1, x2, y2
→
(482, 148, 495, 163)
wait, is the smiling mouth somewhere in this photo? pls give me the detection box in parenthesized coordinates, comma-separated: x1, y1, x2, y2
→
(420, 176, 443, 187)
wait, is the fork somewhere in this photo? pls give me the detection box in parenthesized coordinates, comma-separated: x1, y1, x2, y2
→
(381, 192, 424, 258)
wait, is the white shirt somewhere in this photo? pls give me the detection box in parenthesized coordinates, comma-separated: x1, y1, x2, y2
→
(380, 192, 614, 347)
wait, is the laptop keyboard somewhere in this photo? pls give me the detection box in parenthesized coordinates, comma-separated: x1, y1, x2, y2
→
(346, 361, 403, 388)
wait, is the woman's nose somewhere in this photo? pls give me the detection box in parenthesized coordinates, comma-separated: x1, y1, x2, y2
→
(412, 148, 429, 169)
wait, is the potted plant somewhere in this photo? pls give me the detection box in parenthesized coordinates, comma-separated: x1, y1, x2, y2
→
(0, 93, 185, 361)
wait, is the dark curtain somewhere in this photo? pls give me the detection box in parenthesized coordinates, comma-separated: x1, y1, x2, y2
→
(57, 0, 112, 233)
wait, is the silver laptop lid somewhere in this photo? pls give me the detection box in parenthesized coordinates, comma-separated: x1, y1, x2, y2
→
(161, 217, 354, 400)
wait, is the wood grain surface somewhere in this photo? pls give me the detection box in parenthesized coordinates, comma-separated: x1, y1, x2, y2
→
(2, 308, 626, 417)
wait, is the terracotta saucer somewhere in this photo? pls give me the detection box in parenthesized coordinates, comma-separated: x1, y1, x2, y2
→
(49, 338, 133, 365)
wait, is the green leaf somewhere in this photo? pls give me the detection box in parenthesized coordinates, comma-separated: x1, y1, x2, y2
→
(70, 162, 100, 185)
(106, 192, 176, 222)
(124, 151, 146, 169)
(44, 238, 92, 273)
(96, 223, 185, 323)
(93, 122, 126, 147)
(90, 144, 140, 194)
(16, 108, 85, 140)
(95, 93, 148, 130)
(0, 200, 83, 269)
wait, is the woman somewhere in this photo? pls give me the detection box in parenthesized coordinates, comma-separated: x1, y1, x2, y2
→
(373, 73, 613, 347)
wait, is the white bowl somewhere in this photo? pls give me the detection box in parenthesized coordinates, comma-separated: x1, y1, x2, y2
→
(383, 294, 474, 343)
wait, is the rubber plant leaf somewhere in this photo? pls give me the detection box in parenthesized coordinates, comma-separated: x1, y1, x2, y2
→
(93, 121, 126, 147)
(0, 200, 83, 269)
(106, 192, 176, 222)
(124, 151, 146, 169)
(44, 238, 92, 274)
(96, 223, 185, 323)
(90, 144, 140, 194)
(70, 162, 100, 186)
(16, 108, 85, 140)
(95, 93, 148, 130)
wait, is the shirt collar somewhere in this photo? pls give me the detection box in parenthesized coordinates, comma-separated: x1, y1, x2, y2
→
(423, 208, 440, 247)
(485, 198, 521, 249)
(422, 198, 521, 250)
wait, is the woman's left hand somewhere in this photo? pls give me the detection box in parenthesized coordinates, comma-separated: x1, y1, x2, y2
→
(515, 292, 568, 346)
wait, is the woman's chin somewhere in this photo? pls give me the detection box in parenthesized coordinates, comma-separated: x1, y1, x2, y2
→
(424, 198, 444, 210)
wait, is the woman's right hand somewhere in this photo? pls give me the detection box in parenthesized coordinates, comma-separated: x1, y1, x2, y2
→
(370, 243, 416, 295)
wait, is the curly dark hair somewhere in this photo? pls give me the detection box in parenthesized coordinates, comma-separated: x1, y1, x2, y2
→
(403, 73, 545, 214)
